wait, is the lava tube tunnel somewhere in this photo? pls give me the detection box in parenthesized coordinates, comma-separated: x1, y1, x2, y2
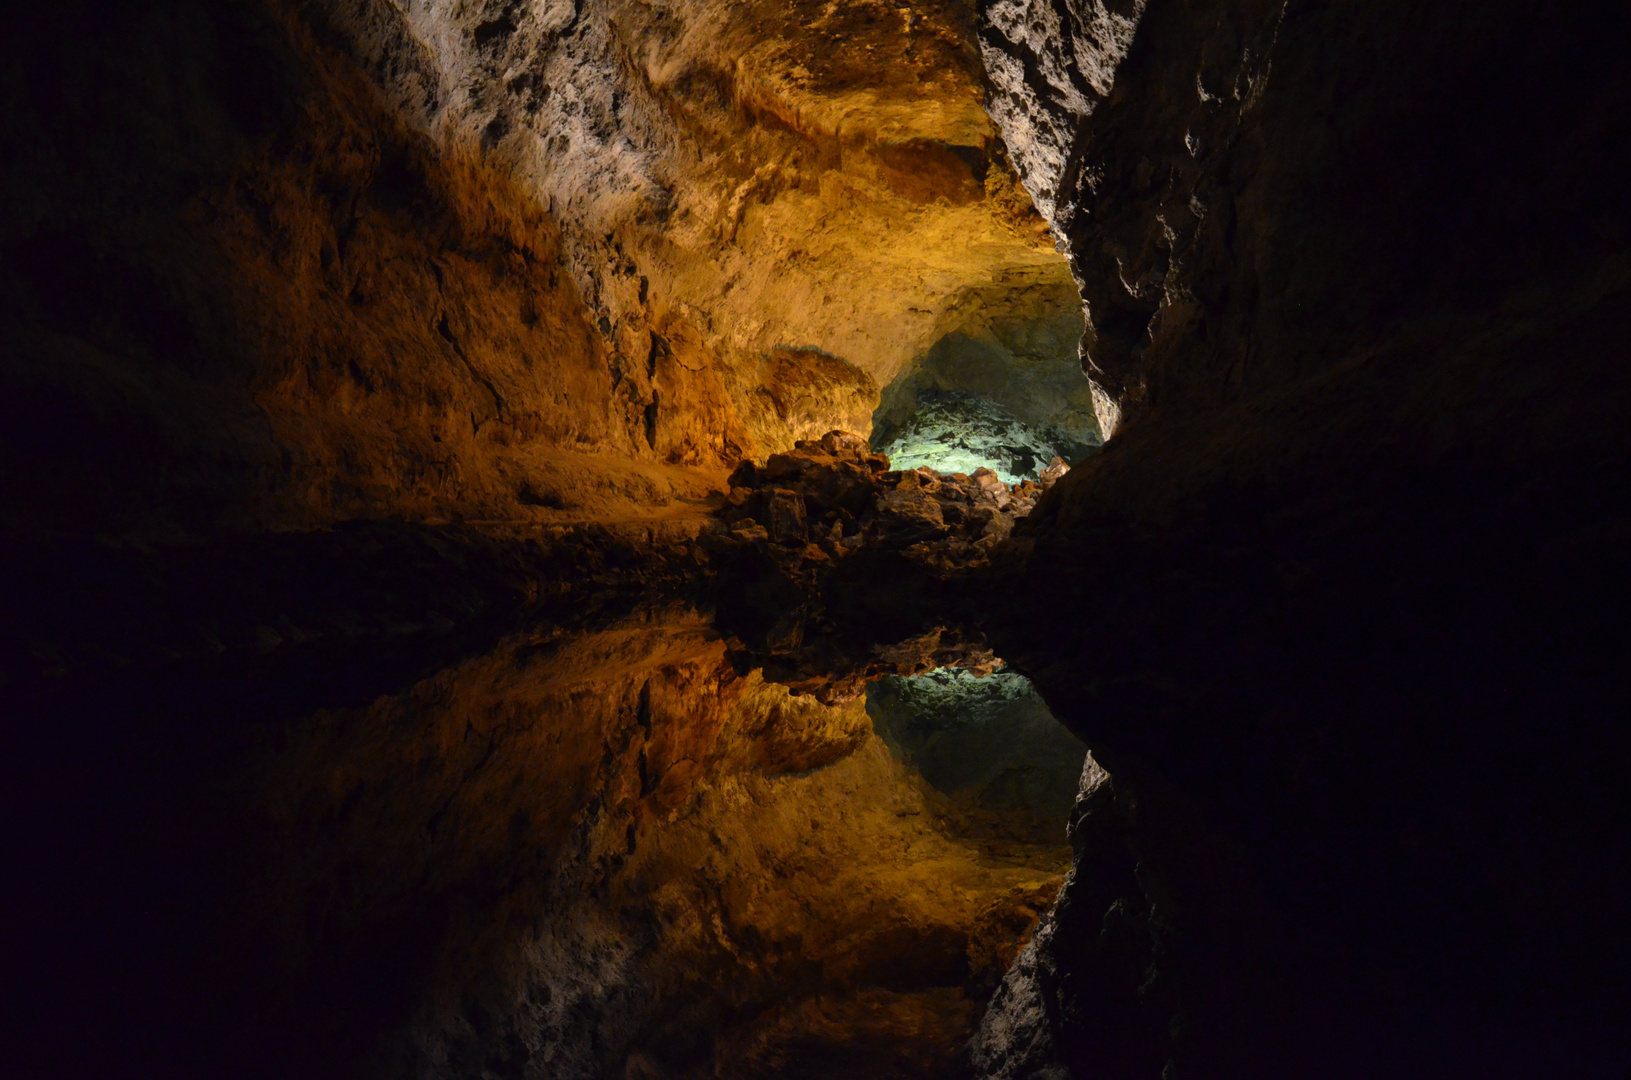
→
(4, 2, 1630, 1079)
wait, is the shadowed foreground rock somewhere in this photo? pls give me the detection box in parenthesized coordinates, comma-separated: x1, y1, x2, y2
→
(971, 0, 1631, 1076)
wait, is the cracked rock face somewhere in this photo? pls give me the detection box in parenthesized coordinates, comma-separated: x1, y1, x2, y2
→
(2, 1, 732, 536)
(977, 0, 1147, 231)
(980, 0, 1631, 439)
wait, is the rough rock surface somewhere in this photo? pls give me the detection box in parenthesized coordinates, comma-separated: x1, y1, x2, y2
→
(978, 0, 1146, 230)
(1, 0, 1078, 545)
(877, 391, 1094, 483)
(8, 0, 1631, 1077)
(311, 0, 1079, 458)
(1, 0, 733, 538)
(983, 0, 1631, 441)
(973, 0, 1631, 1076)
(706, 431, 1069, 699)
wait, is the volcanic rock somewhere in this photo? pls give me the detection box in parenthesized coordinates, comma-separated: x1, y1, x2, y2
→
(707, 432, 1045, 701)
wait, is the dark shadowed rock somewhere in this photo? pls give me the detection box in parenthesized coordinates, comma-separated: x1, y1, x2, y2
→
(972, 0, 1631, 1075)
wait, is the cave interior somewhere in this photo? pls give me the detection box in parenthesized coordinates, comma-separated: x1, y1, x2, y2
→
(3, 1, 1630, 1079)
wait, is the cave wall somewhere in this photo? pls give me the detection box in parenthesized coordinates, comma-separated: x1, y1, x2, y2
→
(10, 0, 1630, 1076)
(1, 0, 1079, 545)
(1, 0, 742, 541)
(291, 0, 1083, 461)
(983, 0, 1631, 437)
(869, 280, 1099, 451)
(974, 0, 1631, 1075)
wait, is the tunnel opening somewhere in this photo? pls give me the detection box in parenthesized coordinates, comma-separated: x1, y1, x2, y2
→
(870, 313, 1102, 483)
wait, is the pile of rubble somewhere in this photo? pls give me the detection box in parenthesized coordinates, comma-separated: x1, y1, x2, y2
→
(716, 430, 1067, 557)
(704, 431, 1070, 699)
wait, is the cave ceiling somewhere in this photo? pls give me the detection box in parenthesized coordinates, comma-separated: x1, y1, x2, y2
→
(336, 0, 1079, 453)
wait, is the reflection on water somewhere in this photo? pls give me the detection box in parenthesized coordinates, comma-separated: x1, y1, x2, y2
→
(38, 605, 1072, 1079)
(867, 667, 1088, 846)
(5, 499, 1092, 1079)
